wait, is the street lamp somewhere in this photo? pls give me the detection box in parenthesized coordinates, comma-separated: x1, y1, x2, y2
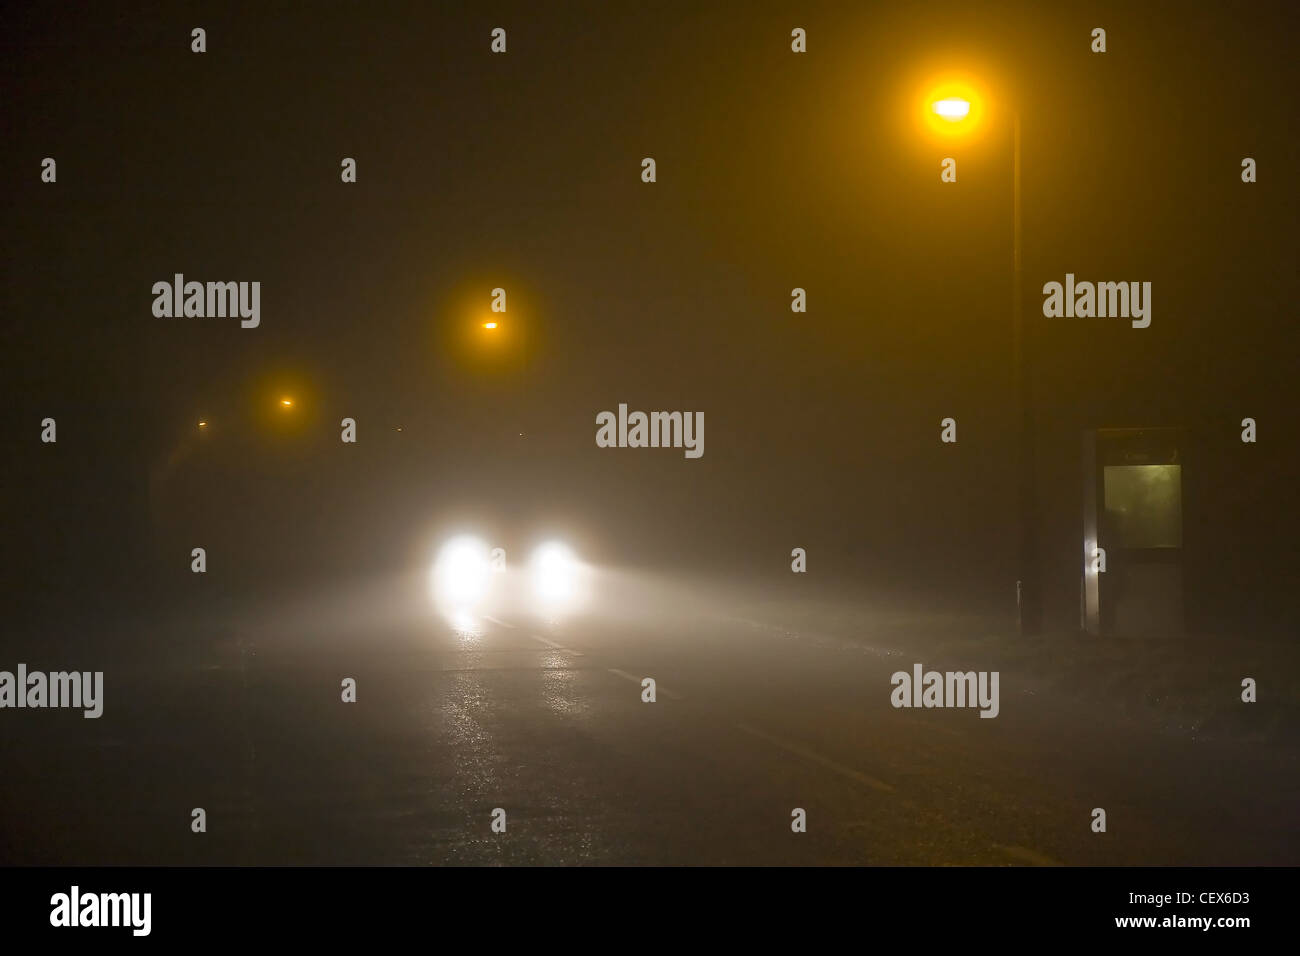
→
(924, 81, 1036, 636)
(932, 97, 971, 121)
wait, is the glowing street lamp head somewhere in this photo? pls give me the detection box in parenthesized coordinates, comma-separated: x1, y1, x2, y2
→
(483, 321, 498, 330)
(279, 397, 293, 408)
(919, 77, 986, 137)
(932, 97, 971, 121)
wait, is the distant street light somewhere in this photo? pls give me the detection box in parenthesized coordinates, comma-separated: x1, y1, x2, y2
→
(280, 398, 294, 408)
(483, 321, 498, 330)
(932, 97, 971, 121)
(198, 420, 208, 430)
(923, 78, 1037, 636)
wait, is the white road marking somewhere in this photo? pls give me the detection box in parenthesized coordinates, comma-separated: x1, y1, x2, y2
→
(529, 632, 584, 656)
(483, 615, 518, 629)
(731, 721, 895, 793)
(606, 667, 681, 699)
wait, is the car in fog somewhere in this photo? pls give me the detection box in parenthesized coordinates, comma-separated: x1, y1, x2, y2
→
(430, 534, 589, 626)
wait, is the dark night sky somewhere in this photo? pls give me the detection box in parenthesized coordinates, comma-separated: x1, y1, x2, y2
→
(3, 0, 1296, 636)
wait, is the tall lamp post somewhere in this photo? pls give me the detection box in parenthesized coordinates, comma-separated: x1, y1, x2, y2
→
(928, 89, 1037, 636)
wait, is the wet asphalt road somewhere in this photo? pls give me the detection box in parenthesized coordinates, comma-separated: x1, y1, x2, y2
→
(2, 576, 1297, 866)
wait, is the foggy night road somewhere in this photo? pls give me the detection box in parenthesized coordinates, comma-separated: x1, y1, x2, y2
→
(3, 575, 1296, 867)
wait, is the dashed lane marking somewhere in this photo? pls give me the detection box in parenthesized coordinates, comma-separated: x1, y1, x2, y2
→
(530, 633, 585, 656)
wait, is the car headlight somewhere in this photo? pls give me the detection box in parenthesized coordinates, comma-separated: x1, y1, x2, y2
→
(530, 541, 583, 608)
(432, 535, 493, 611)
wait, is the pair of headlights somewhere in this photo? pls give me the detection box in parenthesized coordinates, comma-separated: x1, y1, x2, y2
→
(431, 536, 584, 613)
